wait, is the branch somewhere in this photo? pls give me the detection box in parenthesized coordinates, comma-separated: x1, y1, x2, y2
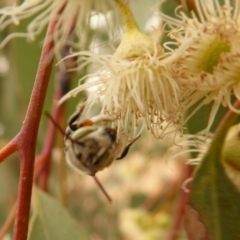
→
(167, 165, 194, 240)
(34, 45, 74, 191)
(12, 19, 56, 240)
(0, 139, 17, 163)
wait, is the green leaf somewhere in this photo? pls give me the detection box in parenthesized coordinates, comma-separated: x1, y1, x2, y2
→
(28, 187, 90, 240)
(189, 109, 240, 240)
(186, 100, 229, 135)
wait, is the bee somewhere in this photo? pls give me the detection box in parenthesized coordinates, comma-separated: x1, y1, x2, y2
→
(47, 104, 140, 202)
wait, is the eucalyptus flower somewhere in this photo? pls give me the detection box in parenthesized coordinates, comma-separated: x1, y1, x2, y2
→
(60, 0, 182, 139)
(161, 0, 240, 133)
(0, 0, 118, 57)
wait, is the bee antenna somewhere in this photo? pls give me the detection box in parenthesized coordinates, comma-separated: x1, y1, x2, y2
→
(45, 112, 87, 150)
(45, 112, 66, 135)
(45, 111, 75, 142)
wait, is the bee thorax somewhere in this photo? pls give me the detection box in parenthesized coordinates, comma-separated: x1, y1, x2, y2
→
(65, 127, 117, 174)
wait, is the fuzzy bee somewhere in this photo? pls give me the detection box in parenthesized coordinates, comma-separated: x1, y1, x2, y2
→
(61, 105, 140, 201)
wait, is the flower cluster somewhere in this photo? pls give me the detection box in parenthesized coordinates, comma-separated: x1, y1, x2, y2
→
(2, 0, 240, 139)
(60, 0, 183, 139)
(0, 0, 118, 57)
(162, 0, 240, 133)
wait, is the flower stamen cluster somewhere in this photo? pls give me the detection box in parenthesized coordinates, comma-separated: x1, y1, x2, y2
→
(162, 0, 240, 133)
(0, 0, 118, 57)
(60, 0, 183, 139)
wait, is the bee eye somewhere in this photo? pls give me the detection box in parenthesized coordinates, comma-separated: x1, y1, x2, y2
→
(104, 127, 116, 142)
(76, 153, 82, 159)
(69, 123, 78, 131)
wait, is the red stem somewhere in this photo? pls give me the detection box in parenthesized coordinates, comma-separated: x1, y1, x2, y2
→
(12, 20, 55, 240)
(0, 96, 64, 238)
(168, 165, 194, 240)
(35, 86, 65, 191)
(34, 45, 75, 191)
(0, 140, 17, 163)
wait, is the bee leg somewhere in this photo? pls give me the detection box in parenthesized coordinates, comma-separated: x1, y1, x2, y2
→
(68, 103, 88, 131)
(116, 134, 140, 160)
(68, 104, 95, 130)
(68, 110, 82, 131)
